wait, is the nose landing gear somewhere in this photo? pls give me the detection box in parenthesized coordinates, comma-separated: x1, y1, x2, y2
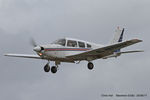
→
(51, 66, 57, 73)
(44, 63, 50, 72)
(44, 61, 59, 74)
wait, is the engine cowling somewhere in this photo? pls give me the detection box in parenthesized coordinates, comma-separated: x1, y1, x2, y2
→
(33, 46, 44, 52)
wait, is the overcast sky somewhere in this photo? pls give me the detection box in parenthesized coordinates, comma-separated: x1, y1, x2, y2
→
(0, 0, 150, 100)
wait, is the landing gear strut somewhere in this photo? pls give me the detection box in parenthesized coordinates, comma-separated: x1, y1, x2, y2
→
(44, 63, 50, 72)
(87, 62, 94, 70)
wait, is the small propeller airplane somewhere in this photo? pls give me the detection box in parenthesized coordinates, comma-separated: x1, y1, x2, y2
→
(5, 27, 143, 74)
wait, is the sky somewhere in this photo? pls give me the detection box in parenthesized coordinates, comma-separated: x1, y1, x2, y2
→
(0, 0, 150, 100)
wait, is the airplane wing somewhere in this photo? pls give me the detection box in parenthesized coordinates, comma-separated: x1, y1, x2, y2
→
(66, 39, 142, 60)
(4, 54, 42, 59)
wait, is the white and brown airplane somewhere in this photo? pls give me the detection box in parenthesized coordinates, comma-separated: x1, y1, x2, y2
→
(5, 27, 143, 73)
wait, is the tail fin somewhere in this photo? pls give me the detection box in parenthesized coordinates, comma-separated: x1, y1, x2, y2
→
(110, 27, 125, 53)
(111, 27, 125, 44)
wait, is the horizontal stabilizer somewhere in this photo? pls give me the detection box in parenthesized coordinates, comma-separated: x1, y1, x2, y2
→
(118, 50, 144, 54)
(102, 50, 143, 59)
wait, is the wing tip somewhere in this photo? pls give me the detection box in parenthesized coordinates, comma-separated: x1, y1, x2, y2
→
(131, 39, 143, 43)
(4, 54, 8, 56)
(4, 53, 15, 57)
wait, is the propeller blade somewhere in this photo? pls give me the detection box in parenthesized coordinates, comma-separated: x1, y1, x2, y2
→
(30, 38, 37, 47)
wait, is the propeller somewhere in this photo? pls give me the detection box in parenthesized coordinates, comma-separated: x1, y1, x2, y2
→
(30, 38, 37, 47)
(30, 38, 45, 52)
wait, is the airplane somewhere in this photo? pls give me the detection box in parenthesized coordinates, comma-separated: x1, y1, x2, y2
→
(4, 27, 143, 74)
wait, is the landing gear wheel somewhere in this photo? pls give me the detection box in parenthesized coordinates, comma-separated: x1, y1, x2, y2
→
(44, 64, 50, 72)
(87, 62, 94, 70)
(51, 66, 57, 73)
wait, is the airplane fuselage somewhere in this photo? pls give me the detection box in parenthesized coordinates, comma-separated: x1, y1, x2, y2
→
(37, 42, 103, 62)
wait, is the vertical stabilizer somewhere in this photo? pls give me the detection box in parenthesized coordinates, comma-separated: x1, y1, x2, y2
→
(110, 27, 124, 44)
(110, 27, 125, 53)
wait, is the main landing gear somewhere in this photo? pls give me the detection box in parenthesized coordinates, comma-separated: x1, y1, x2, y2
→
(44, 63, 50, 72)
(44, 62, 59, 74)
(87, 62, 94, 70)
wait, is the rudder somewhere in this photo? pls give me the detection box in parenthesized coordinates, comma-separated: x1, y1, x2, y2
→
(110, 27, 124, 44)
(111, 27, 125, 53)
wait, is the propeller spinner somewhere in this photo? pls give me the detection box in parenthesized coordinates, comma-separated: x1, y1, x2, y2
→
(30, 38, 45, 52)
(33, 46, 44, 52)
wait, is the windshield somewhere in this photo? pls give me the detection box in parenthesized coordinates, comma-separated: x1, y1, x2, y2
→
(52, 39, 66, 46)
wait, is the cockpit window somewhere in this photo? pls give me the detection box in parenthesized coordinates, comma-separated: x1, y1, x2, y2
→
(52, 39, 66, 46)
(87, 43, 91, 48)
(67, 40, 77, 47)
(78, 41, 85, 48)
